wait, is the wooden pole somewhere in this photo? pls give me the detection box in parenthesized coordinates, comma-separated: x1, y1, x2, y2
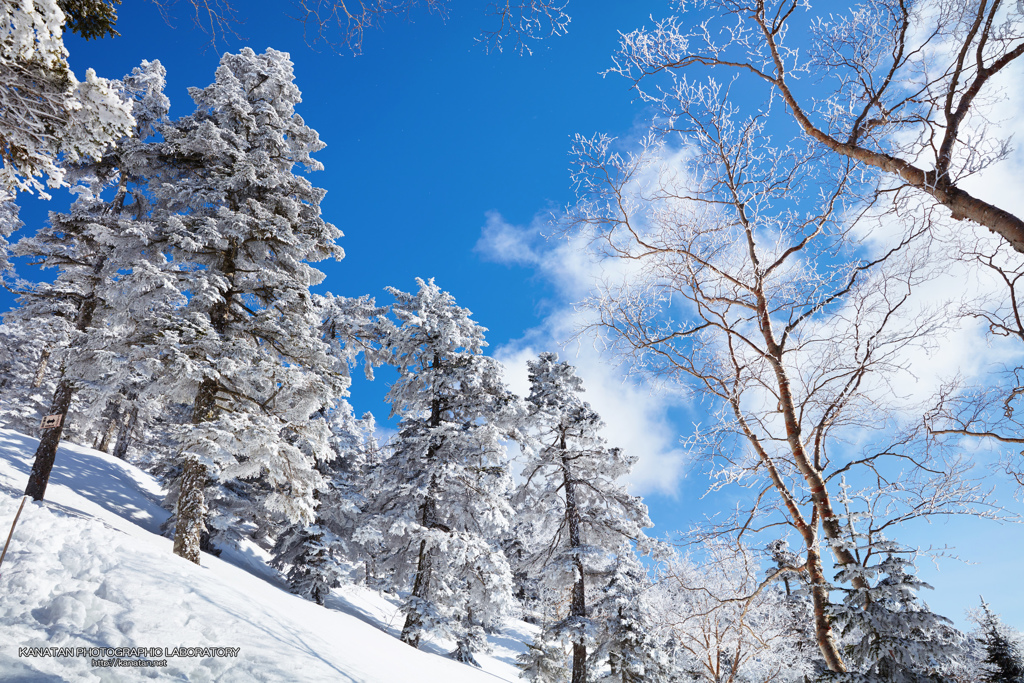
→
(0, 495, 29, 575)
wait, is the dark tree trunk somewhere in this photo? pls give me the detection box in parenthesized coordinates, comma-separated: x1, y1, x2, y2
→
(24, 281, 101, 501)
(402, 385, 443, 649)
(172, 456, 207, 564)
(111, 399, 138, 461)
(562, 430, 587, 683)
(172, 376, 220, 565)
(401, 537, 433, 648)
(24, 379, 74, 500)
(173, 248, 234, 565)
(94, 401, 121, 453)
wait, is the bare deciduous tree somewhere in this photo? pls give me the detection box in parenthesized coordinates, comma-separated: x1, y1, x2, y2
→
(925, 236, 1024, 490)
(650, 541, 803, 683)
(150, 0, 570, 54)
(610, 0, 1024, 253)
(565, 78, 997, 672)
(477, 0, 570, 55)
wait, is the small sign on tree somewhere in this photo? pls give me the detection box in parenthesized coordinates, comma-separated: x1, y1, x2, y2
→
(39, 414, 63, 429)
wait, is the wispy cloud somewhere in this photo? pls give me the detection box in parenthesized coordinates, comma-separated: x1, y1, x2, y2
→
(476, 211, 689, 497)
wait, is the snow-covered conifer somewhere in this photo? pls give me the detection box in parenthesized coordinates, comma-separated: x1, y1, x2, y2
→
(975, 599, 1024, 683)
(358, 278, 520, 655)
(515, 352, 652, 683)
(0, 0, 134, 195)
(590, 544, 669, 683)
(821, 481, 965, 682)
(503, 518, 543, 624)
(145, 47, 346, 563)
(0, 321, 59, 434)
(317, 292, 389, 379)
(272, 407, 381, 604)
(8, 59, 171, 500)
(829, 544, 964, 682)
(0, 192, 21, 276)
(765, 538, 826, 680)
(518, 635, 571, 683)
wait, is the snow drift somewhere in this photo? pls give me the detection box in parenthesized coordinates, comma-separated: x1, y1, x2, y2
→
(0, 429, 531, 681)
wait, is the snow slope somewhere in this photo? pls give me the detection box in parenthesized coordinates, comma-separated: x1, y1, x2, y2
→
(0, 429, 533, 682)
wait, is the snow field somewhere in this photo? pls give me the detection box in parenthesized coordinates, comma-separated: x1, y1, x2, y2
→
(0, 430, 531, 682)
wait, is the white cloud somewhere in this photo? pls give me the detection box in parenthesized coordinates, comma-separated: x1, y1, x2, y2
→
(476, 211, 544, 268)
(476, 60, 1024, 500)
(477, 212, 689, 497)
(848, 57, 1024, 406)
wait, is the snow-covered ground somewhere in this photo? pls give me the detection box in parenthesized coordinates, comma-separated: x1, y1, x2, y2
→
(0, 429, 533, 681)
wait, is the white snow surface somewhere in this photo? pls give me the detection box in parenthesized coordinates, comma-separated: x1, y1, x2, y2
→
(0, 429, 533, 681)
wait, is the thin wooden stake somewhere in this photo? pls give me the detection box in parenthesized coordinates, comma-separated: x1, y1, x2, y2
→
(0, 495, 29, 574)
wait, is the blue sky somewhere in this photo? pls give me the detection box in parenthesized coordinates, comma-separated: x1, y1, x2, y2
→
(8, 0, 1024, 630)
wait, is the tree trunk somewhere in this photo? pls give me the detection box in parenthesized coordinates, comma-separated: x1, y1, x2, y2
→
(172, 456, 207, 564)
(401, 537, 432, 648)
(94, 402, 120, 453)
(24, 379, 74, 501)
(401, 386, 443, 649)
(805, 544, 845, 673)
(562, 430, 588, 683)
(24, 282, 101, 501)
(112, 401, 138, 461)
(172, 376, 220, 564)
(747, 277, 858, 673)
(31, 348, 50, 388)
(402, 469, 442, 648)
(172, 248, 232, 565)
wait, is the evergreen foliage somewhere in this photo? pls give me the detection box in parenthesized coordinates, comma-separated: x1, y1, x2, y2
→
(976, 599, 1024, 683)
(0, 0, 134, 194)
(144, 47, 347, 562)
(590, 544, 669, 683)
(358, 278, 520, 655)
(765, 538, 827, 680)
(0, 7, 1000, 671)
(515, 352, 651, 683)
(518, 635, 571, 683)
(9, 58, 171, 500)
(829, 541, 964, 682)
(57, 0, 121, 40)
(272, 405, 381, 604)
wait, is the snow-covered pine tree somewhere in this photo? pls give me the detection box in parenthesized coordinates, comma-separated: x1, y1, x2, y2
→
(515, 352, 652, 683)
(0, 320, 60, 434)
(317, 292, 389, 380)
(517, 636, 572, 683)
(503, 517, 543, 624)
(9, 59, 171, 500)
(822, 480, 966, 683)
(145, 47, 346, 564)
(590, 543, 669, 683)
(270, 484, 343, 605)
(358, 278, 519, 656)
(0, 192, 20, 278)
(268, 292, 387, 601)
(0, 0, 134, 195)
(829, 542, 964, 682)
(272, 406, 381, 605)
(975, 599, 1024, 683)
